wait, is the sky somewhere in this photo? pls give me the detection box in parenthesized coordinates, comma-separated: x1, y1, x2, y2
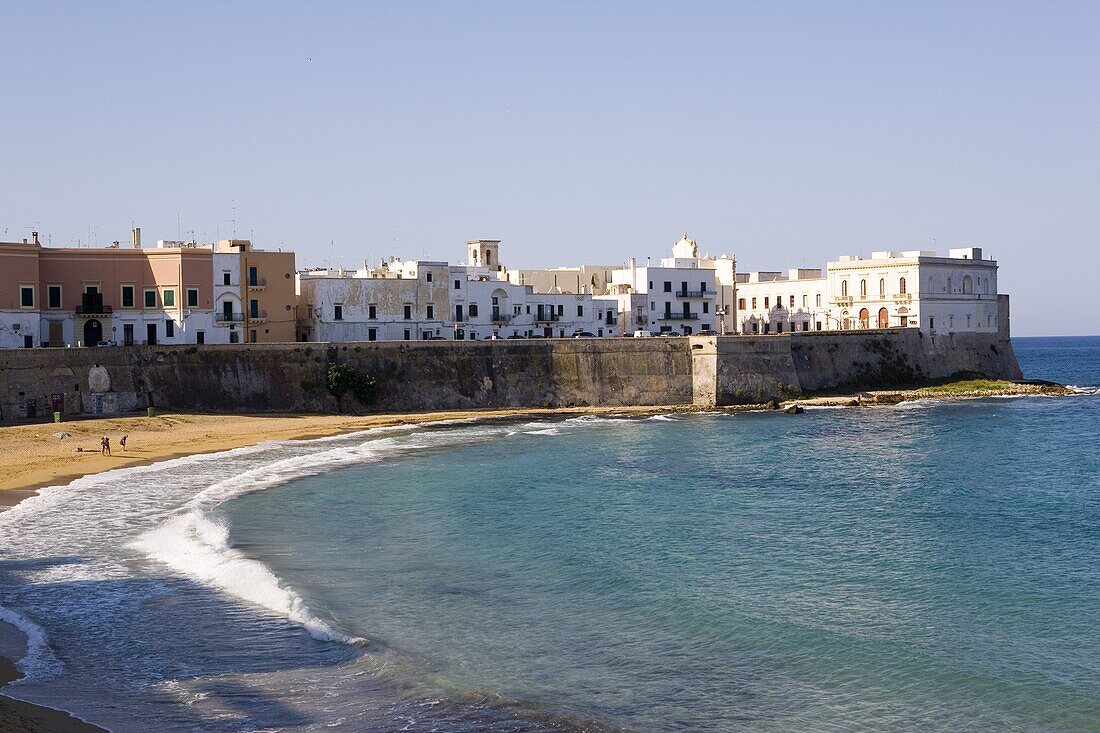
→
(2, 1, 1098, 336)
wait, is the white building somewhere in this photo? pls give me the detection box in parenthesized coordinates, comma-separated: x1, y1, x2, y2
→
(296, 239, 620, 341)
(607, 235, 737, 335)
(736, 247, 1002, 335)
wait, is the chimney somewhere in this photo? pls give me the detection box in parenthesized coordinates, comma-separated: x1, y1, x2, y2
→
(32, 231, 39, 245)
(132, 227, 142, 248)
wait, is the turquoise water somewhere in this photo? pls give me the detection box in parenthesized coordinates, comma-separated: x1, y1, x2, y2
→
(0, 336, 1097, 731)
(222, 336, 1100, 731)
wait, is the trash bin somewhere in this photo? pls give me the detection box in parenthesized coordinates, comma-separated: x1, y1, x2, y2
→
(147, 407, 156, 418)
(54, 411, 61, 423)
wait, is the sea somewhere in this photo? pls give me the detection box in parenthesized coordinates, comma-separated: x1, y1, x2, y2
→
(0, 336, 1097, 732)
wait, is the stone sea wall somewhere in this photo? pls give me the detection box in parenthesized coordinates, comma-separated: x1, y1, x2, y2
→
(0, 326, 1022, 421)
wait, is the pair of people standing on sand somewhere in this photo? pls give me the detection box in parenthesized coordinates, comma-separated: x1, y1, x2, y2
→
(99, 434, 127, 456)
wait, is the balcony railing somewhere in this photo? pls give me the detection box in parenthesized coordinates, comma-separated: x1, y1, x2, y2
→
(75, 305, 113, 315)
(833, 296, 854, 306)
(215, 313, 246, 323)
(676, 289, 709, 298)
(891, 293, 912, 303)
(535, 313, 560, 322)
(248, 309, 268, 321)
(491, 313, 512, 324)
(248, 277, 267, 289)
(662, 312, 699, 320)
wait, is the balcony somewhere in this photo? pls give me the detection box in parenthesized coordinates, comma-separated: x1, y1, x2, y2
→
(676, 289, 709, 298)
(535, 313, 560, 323)
(248, 309, 268, 323)
(891, 293, 913, 303)
(662, 312, 699, 320)
(491, 313, 513, 324)
(247, 277, 266, 290)
(833, 296, 854, 306)
(215, 313, 246, 323)
(75, 305, 113, 316)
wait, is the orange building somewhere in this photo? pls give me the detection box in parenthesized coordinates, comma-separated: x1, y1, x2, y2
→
(0, 231, 296, 347)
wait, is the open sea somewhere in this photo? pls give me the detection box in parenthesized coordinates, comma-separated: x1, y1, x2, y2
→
(1, 336, 1098, 732)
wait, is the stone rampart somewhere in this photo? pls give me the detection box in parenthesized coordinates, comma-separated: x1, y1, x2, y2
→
(0, 327, 1023, 421)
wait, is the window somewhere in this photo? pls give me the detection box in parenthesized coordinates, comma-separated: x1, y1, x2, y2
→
(764, 323, 770, 334)
(249, 299, 260, 318)
(368, 328, 377, 341)
(802, 322, 809, 331)
(752, 323, 759, 333)
(163, 289, 175, 307)
(20, 286, 34, 307)
(196, 330, 205, 344)
(248, 266, 258, 286)
(738, 298, 746, 310)
(860, 280, 867, 298)
(879, 278, 885, 297)
(404, 329, 411, 340)
(929, 317, 935, 329)
(777, 323, 783, 333)
(700, 282, 707, 293)
(648, 281, 653, 290)
(426, 305, 435, 319)
(703, 302, 709, 313)
(368, 305, 376, 319)
(790, 295, 795, 308)
(250, 329, 257, 343)
(469, 304, 479, 317)
(841, 280, 848, 297)
(454, 279, 461, 289)
(899, 277, 907, 295)
(165, 319, 175, 337)
(663, 281, 672, 292)
(557, 305, 564, 316)
(48, 285, 62, 309)
(764, 297, 770, 308)
(404, 305, 412, 320)
(577, 305, 583, 317)
(802, 295, 807, 308)
(223, 271, 232, 285)
(122, 285, 135, 308)
(334, 304, 343, 320)
(816, 321, 822, 331)
(426, 272, 433, 282)
(144, 289, 157, 308)
(816, 294, 822, 307)
(187, 289, 199, 307)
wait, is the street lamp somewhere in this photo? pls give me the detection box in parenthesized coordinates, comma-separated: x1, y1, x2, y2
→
(716, 306, 726, 335)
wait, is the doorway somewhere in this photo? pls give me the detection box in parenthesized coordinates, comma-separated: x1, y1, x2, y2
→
(83, 319, 103, 346)
(858, 308, 870, 329)
(877, 308, 889, 329)
(147, 323, 157, 345)
(49, 321, 63, 346)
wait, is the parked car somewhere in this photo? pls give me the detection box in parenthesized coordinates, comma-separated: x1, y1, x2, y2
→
(695, 330, 718, 336)
(632, 330, 654, 338)
(506, 334, 526, 339)
(572, 331, 596, 338)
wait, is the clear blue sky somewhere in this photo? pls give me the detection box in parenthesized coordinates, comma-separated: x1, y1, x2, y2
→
(3, 1, 1098, 336)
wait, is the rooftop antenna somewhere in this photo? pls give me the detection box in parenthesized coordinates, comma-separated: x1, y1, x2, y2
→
(231, 199, 237, 238)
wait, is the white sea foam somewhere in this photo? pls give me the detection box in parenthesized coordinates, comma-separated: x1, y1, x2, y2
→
(133, 510, 363, 644)
(0, 604, 62, 683)
(524, 427, 562, 436)
(646, 414, 678, 421)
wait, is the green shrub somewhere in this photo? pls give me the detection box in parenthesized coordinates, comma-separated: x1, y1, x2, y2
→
(326, 363, 378, 404)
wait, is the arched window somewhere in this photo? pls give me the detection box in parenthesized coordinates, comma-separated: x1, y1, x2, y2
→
(860, 279, 867, 297)
(841, 280, 848, 297)
(962, 275, 973, 294)
(878, 278, 885, 297)
(899, 277, 907, 295)
(485, 250, 492, 266)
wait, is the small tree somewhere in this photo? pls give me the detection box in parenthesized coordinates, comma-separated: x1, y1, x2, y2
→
(326, 363, 378, 408)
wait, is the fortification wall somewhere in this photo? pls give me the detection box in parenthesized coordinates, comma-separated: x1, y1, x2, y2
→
(0, 327, 1022, 421)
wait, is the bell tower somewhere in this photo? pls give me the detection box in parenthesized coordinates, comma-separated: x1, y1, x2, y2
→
(467, 239, 502, 270)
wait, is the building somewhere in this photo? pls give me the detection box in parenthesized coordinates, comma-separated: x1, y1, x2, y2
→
(607, 235, 737, 335)
(0, 230, 296, 347)
(296, 240, 620, 341)
(736, 248, 1001, 335)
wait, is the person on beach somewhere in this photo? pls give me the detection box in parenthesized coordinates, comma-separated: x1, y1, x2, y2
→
(102, 436, 111, 457)
(120, 434, 128, 451)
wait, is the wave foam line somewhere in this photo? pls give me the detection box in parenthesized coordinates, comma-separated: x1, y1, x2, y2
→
(0, 604, 62, 683)
(133, 424, 514, 646)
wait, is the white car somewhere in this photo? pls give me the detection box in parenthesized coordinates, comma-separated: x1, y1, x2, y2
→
(632, 330, 654, 338)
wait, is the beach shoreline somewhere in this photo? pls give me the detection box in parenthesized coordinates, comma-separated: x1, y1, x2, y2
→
(0, 379, 1074, 731)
